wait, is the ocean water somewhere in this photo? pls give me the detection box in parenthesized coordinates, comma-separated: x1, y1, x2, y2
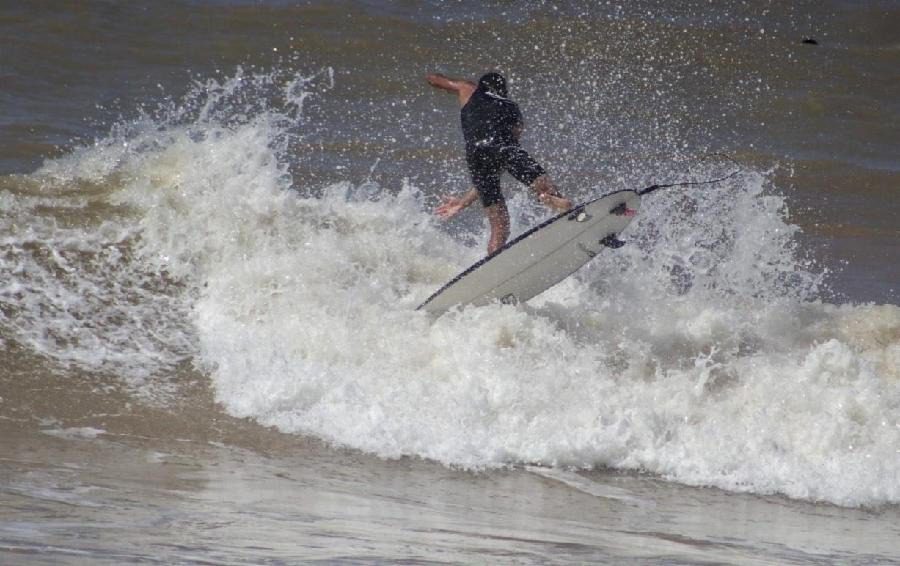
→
(1, 1, 898, 564)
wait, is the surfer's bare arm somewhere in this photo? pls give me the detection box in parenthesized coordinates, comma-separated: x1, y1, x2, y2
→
(435, 189, 478, 220)
(426, 73, 477, 106)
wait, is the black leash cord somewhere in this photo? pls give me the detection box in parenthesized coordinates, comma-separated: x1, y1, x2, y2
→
(637, 153, 742, 196)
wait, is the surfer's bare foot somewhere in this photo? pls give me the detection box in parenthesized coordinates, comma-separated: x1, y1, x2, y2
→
(531, 175, 572, 212)
(435, 195, 465, 219)
(539, 192, 572, 211)
(435, 189, 479, 220)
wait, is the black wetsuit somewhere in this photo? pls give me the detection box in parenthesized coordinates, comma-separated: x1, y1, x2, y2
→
(461, 87, 545, 207)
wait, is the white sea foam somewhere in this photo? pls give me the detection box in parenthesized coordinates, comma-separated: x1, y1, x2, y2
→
(42, 427, 106, 440)
(0, 178, 195, 390)
(4, 69, 898, 507)
(195, 180, 897, 506)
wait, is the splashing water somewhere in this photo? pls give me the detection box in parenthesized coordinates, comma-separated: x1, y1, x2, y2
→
(1, 68, 897, 507)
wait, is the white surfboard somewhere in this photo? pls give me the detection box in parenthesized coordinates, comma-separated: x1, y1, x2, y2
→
(418, 189, 641, 314)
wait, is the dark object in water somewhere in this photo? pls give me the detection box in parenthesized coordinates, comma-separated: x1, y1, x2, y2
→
(802, 37, 819, 45)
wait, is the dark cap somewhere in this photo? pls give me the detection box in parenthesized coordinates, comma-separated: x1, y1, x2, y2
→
(478, 72, 508, 97)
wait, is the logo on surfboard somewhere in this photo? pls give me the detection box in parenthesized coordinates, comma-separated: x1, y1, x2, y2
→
(610, 202, 637, 217)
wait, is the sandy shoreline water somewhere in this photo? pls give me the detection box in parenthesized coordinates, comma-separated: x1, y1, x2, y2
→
(4, 424, 899, 564)
(3, 357, 899, 564)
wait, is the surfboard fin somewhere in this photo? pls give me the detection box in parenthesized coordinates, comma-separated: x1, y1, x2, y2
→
(600, 234, 626, 249)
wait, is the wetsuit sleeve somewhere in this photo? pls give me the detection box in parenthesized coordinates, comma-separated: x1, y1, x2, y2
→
(502, 102, 523, 144)
(509, 103, 523, 131)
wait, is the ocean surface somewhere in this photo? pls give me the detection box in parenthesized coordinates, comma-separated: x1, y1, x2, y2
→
(2, 1, 898, 563)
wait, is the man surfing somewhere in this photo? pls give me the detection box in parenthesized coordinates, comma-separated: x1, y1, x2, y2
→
(425, 71, 572, 254)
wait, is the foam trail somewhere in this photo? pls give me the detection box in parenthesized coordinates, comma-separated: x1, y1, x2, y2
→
(526, 466, 650, 507)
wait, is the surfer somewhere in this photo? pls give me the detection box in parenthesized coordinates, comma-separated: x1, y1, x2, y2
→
(426, 72, 572, 254)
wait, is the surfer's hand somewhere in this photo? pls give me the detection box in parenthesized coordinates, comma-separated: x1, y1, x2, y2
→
(435, 195, 466, 220)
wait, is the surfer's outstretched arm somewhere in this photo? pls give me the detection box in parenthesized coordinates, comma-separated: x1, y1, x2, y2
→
(426, 73, 477, 107)
(435, 188, 478, 220)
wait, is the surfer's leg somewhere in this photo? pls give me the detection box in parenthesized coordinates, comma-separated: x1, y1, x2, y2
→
(530, 175, 572, 211)
(467, 146, 503, 206)
(502, 146, 572, 211)
(466, 146, 507, 253)
(484, 200, 510, 254)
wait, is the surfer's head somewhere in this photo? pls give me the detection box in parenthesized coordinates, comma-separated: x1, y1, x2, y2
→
(478, 72, 508, 98)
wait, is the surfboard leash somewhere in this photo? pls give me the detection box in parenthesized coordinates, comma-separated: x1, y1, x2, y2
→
(637, 153, 742, 196)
